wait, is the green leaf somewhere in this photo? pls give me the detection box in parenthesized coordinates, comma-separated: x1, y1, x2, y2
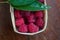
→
(12, 1, 50, 11)
(9, 0, 36, 6)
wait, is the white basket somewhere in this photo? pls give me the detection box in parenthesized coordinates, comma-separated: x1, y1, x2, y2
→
(10, 0, 48, 35)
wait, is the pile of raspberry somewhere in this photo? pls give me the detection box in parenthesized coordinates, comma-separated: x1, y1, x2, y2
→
(14, 0, 44, 33)
(14, 10, 44, 33)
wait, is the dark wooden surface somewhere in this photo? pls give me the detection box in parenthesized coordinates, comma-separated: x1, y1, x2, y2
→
(0, 0, 60, 40)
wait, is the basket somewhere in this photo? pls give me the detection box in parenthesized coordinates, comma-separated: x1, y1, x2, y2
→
(10, 0, 48, 35)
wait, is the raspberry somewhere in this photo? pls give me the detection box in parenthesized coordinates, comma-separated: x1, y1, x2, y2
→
(28, 19, 35, 23)
(35, 11, 44, 18)
(28, 23, 39, 33)
(36, 18, 44, 27)
(27, 14, 35, 23)
(15, 18, 25, 27)
(24, 11, 30, 17)
(20, 11, 30, 17)
(18, 24, 28, 33)
(14, 10, 22, 18)
(39, 0, 44, 3)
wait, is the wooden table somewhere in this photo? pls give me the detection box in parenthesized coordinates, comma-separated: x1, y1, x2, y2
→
(0, 0, 60, 40)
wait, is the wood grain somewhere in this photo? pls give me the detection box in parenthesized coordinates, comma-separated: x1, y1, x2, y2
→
(0, 0, 60, 40)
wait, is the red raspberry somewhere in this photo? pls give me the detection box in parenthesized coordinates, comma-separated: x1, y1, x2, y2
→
(15, 18, 25, 27)
(36, 18, 44, 28)
(18, 24, 28, 33)
(14, 10, 22, 18)
(39, 0, 44, 2)
(28, 23, 39, 33)
(20, 11, 30, 17)
(27, 14, 35, 23)
(35, 11, 44, 18)
(24, 11, 30, 17)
